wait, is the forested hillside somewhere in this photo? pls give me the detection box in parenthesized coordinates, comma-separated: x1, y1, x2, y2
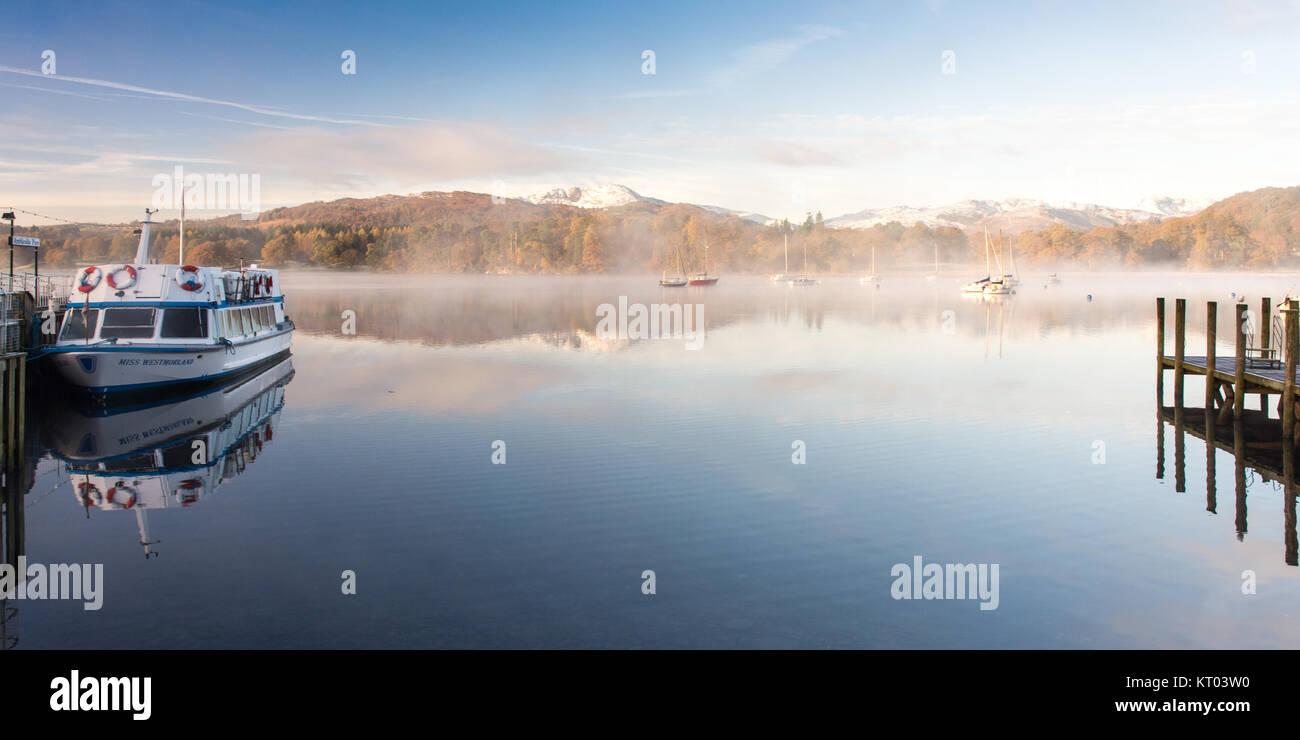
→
(29, 186, 1300, 273)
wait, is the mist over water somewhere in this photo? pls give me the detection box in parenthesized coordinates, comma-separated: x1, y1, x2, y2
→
(22, 271, 1300, 648)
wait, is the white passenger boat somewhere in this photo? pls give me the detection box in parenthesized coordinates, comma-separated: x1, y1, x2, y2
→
(48, 209, 293, 394)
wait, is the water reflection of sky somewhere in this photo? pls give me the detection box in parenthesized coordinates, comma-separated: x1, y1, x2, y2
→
(18, 272, 1300, 648)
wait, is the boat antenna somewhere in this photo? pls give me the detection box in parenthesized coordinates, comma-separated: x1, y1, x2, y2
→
(179, 183, 186, 265)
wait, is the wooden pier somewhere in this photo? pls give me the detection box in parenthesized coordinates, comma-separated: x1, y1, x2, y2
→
(1157, 297, 1300, 434)
(1157, 296, 1300, 565)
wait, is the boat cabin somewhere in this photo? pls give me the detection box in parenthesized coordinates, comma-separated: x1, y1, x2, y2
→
(58, 264, 286, 346)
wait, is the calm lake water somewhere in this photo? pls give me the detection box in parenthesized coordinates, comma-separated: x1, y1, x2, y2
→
(19, 271, 1300, 648)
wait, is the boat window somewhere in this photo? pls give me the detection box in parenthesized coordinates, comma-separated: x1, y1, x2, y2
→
(251, 307, 264, 332)
(265, 305, 276, 326)
(240, 309, 252, 335)
(160, 308, 209, 339)
(100, 307, 157, 339)
(104, 454, 158, 473)
(58, 308, 100, 341)
(161, 439, 201, 469)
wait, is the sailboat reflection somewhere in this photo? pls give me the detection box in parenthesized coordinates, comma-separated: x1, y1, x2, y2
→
(43, 358, 294, 557)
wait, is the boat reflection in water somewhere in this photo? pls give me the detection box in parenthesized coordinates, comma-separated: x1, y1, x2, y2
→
(42, 357, 294, 557)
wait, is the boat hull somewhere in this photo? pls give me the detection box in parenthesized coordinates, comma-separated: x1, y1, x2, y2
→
(688, 278, 719, 285)
(48, 328, 293, 394)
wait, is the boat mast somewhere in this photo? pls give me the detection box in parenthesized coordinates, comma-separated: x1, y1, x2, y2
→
(179, 186, 186, 265)
(983, 226, 993, 278)
(871, 244, 876, 274)
(991, 230, 1005, 275)
(784, 232, 789, 273)
(134, 208, 158, 265)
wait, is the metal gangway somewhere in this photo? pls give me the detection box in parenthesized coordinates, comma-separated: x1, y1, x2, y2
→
(1, 272, 71, 353)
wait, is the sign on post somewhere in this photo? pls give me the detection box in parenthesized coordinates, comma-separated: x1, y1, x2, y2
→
(12, 236, 39, 247)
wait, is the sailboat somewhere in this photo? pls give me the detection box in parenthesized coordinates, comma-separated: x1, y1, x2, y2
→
(788, 235, 818, 286)
(982, 231, 1015, 296)
(771, 233, 793, 282)
(962, 228, 995, 294)
(688, 236, 719, 286)
(999, 231, 1020, 289)
(859, 244, 879, 285)
(660, 240, 687, 287)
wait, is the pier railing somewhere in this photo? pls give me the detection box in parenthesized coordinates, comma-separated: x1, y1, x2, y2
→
(1, 272, 69, 313)
(0, 273, 70, 352)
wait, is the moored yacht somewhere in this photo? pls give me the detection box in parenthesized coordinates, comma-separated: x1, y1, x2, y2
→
(48, 208, 294, 394)
(689, 237, 719, 285)
(771, 233, 793, 283)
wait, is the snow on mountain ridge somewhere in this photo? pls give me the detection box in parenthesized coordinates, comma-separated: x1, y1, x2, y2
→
(825, 197, 1209, 231)
(524, 184, 665, 209)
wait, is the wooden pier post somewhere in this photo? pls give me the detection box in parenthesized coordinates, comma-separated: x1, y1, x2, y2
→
(1261, 297, 1271, 414)
(1284, 306, 1297, 444)
(1235, 303, 1247, 418)
(1174, 299, 1186, 425)
(1205, 302, 1217, 412)
(1156, 417, 1164, 480)
(1234, 416, 1248, 539)
(1263, 297, 1272, 351)
(1156, 297, 1165, 409)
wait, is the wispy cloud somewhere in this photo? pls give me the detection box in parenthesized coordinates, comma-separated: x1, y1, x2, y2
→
(614, 24, 841, 99)
(753, 139, 842, 166)
(0, 66, 385, 127)
(0, 81, 114, 102)
(707, 24, 842, 87)
(237, 122, 572, 188)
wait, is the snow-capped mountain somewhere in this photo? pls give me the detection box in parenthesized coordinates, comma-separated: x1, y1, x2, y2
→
(1135, 196, 1215, 217)
(824, 198, 1210, 233)
(524, 184, 665, 209)
(692, 204, 773, 225)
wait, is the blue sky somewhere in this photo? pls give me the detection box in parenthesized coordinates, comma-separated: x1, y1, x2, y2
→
(3, 0, 1300, 224)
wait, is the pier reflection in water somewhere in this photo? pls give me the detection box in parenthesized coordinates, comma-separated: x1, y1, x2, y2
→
(1157, 407, 1298, 565)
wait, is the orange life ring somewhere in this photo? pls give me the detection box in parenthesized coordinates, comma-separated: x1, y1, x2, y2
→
(178, 478, 202, 506)
(106, 483, 137, 509)
(77, 481, 103, 506)
(76, 266, 103, 293)
(105, 264, 137, 290)
(175, 265, 202, 291)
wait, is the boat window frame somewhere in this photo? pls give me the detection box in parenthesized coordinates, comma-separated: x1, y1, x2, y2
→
(99, 307, 158, 340)
(159, 307, 210, 339)
(58, 307, 101, 342)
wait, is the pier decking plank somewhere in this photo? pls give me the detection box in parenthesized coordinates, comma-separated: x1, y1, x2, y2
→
(1160, 355, 1300, 392)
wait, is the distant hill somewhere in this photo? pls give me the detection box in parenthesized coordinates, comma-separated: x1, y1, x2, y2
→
(29, 185, 1300, 274)
(825, 197, 1209, 233)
